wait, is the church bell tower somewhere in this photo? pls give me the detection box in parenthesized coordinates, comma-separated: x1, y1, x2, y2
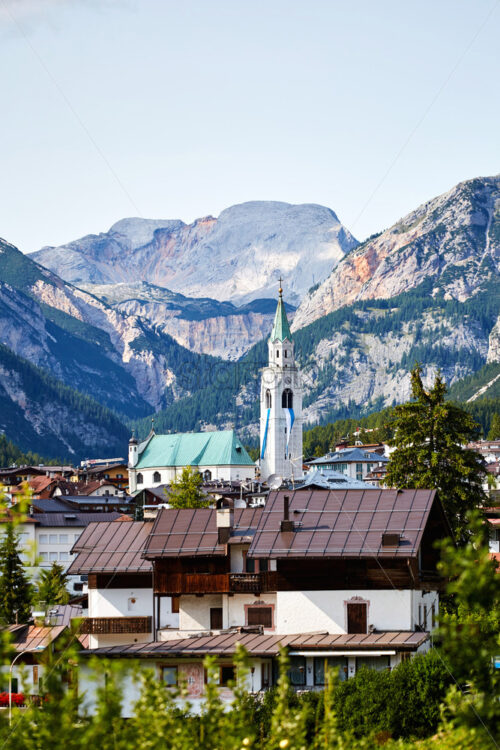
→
(259, 281, 303, 482)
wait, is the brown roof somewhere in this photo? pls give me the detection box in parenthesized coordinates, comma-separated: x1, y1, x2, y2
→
(68, 520, 153, 574)
(85, 630, 429, 658)
(247, 488, 437, 559)
(143, 507, 263, 558)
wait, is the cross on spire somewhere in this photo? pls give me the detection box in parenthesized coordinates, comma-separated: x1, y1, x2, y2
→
(278, 276, 283, 297)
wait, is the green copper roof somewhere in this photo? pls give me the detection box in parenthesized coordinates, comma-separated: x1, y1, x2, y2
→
(270, 295, 292, 342)
(135, 430, 254, 469)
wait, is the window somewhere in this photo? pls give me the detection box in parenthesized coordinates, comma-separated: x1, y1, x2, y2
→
(210, 608, 223, 629)
(49, 534, 57, 545)
(59, 534, 68, 544)
(59, 552, 70, 562)
(39, 552, 48, 561)
(347, 601, 367, 634)
(219, 666, 235, 686)
(161, 666, 177, 686)
(246, 606, 273, 628)
(288, 656, 306, 686)
(282, 388, 293, 409)
(337, 463, 348, 474)
(356, 463, 363, 480)
(276, 350, 279, 358)
(314, 657, 348, 684)
(117, 474, 123, 479)
(265, 389, 272, 408)
(39, 534, 48, 544)
(203, 470, 212, 481)
(431, 603, 436, 628)
(49, 552, 58, 562)
(137, 473, 144, 485)
(356, 656, 390, 673)
(74, 534, 80, 543)
(284, 349, 288, 358)
(153, 471, 161, 483)
(171, 596, 180, 614)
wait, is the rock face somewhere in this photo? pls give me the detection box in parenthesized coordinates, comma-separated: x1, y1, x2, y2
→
(293, 176, 500, 330)
(487, 314, 500, 364)
(81, 282, 295, 360)
(30, 202, 358, 306)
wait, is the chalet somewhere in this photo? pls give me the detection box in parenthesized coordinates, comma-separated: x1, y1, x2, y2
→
(128, 429, 256, 493)
(75, 487, 451, 713)
(68, 520, 178, 649)
(306, 447, 388, 482)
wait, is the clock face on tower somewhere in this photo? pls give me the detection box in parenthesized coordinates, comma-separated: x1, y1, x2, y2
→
(284, 376, 291, 385)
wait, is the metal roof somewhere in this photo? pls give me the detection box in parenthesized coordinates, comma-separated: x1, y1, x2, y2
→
(84, 630, 428, 658)
(270, 294, 292, 342)
(136, 430, 254, 470)
(33, 512, 125, 527)
(143, 507, 263, 558)
(68, 520, 153, 574)
(247, 488, 437, 559)
(32, 498, 76, 513)
(298, 468, 369, 490)
(308, 448, 388, 466)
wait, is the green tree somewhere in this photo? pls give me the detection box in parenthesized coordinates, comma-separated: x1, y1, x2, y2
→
(36, 562, 70, 607)
(0, 522, 33, 624)
(165, 466, 210, 509)
(487, 413, 500, 439)
(437, 512, 500, 733)
(384, 365, 488, 542)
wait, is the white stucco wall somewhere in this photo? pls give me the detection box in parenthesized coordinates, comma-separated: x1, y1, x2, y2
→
(276, 590, 421, 634)
(226, 594, 277, 630)
(89, 588, 153, 618)
(132, 464, 255, 492)
(179, 595, 223, 630)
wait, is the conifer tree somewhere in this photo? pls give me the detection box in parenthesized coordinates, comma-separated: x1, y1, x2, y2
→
(165, 466, 210, 509)
(487, 413, 500, 439)
(0, 522, 33, 624)
(385, 365, 488, 543)
(36, 562, 70, 607)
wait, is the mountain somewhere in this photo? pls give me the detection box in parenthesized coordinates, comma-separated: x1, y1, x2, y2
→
(0, 343, 129, 459)
(293, 175, 500, 329)
(30, 202, 358, 306)
(0, 239, 219, 416)
(79, 282, 295, 360)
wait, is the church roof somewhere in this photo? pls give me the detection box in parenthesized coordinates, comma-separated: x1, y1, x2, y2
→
(270, 294, 292, 342)
(135, 430, 255, 469)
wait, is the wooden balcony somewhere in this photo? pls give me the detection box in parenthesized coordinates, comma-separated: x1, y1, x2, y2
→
(154, 571, 277, 595)
(80, 616, 152, 634)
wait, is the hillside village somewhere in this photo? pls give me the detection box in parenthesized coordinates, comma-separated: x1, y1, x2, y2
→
(0, 289, 498, 720)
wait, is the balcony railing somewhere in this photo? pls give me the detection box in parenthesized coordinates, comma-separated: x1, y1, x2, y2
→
(154, 571, 277, 595)
(80, 616, 152, 634)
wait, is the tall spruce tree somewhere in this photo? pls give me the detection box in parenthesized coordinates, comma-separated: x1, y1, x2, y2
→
(0, 522, 33, 624)
(36, 562, 70, 607)
(165, 466, 210, 509)
(385, 365, 488, 543)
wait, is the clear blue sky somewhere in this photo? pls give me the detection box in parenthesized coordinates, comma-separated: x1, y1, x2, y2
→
(1, 0, 499, 253)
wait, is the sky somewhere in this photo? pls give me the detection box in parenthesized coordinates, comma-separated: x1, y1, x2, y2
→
(1, 0, 499, 253)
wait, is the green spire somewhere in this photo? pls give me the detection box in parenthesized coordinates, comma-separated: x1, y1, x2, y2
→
(270, 280, 292, 342)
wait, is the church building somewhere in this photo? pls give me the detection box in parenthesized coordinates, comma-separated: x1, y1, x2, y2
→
(128, 429, 255, 493)
(259, 284, 303, 482)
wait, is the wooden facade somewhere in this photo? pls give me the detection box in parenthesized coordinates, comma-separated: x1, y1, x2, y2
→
(81, 616, 152, 634)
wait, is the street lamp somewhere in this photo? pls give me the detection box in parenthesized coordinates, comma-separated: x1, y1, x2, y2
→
(9, 646, 44, 725)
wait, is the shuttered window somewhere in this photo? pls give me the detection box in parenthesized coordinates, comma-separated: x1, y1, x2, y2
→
(247, 606, 273, 628)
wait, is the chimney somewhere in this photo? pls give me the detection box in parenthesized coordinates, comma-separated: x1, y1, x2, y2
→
(216, 505, 234, 544)
(280, 494, 294, 532)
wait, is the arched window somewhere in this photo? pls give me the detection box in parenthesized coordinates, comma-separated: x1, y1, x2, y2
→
(276, 350, 280, 358)
(265, 389, 272, 408)
(136, 473, 143, 485)
(153, 471, 161, 483)
(282, 388, 293, 409)
(203, 469, 212, 481)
